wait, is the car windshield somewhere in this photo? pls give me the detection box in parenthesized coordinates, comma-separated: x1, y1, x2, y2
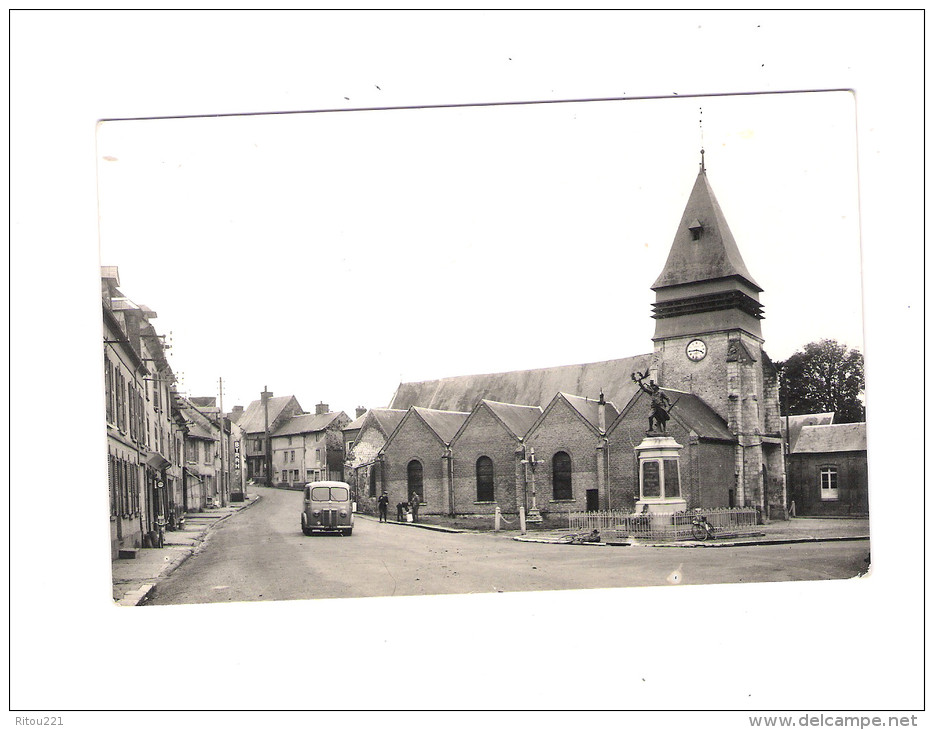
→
(310, 486, 349, 502)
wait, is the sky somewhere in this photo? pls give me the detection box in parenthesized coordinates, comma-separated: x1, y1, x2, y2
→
(96, 90, 862, 418)
(9, 9, 924, 720)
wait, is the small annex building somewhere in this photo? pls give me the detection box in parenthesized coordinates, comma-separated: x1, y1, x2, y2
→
(787, 421, 868, 516)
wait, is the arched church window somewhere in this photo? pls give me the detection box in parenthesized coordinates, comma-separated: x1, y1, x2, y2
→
(476, 456, 494, 502)
(407, 460, 424, 501)
(552, 451, 572, 500)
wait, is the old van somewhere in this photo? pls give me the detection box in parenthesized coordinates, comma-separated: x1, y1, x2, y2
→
(301, 481, 354, 536)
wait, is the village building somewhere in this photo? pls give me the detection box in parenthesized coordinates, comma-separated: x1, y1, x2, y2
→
(380, 157, 789, 517)
(174, 395, 220, 510)
(448, 400, 542, 516)
(232, 393, 304, 483)
(376, 407, 470, 515)
(269, 403, 350, 486)
(103, 266, 179, 557)
(786, 420, 868, 516)
(344, 408, 407, 510)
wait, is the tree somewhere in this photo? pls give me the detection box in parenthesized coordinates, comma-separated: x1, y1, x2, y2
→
(774, 339, 865, 423)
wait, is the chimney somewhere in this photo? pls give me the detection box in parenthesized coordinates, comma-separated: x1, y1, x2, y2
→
(355, 406, 367, 419)
(315, 402, 329, 416)
(598, 391, 606, 433)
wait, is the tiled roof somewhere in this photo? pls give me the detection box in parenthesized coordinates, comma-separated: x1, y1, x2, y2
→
(781, 413, 835, 451)
(273, 411, 346, 437)
(793, 422, 866, 454)
(652, 170, 761, 291)
(235, 395, 301, 434)
(559, 393, 620, 433)
(611, 387, 734, 441)
(388, 353, 653, 412)
(482, 400, 543, 439)
(411, 407, 470, 445)
(344, 408, 407, 437)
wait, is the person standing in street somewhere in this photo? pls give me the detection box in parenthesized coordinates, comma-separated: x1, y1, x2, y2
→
(377, 491, 389, 522)
(409, 491, 420, 523)
(396, 502, 404, 522)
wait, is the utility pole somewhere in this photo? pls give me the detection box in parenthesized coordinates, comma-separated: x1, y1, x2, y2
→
(219, 377, 226, 507)
(262, 386, 271, 486)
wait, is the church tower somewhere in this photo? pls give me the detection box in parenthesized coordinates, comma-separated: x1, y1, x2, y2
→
(650, 153, 785, 514)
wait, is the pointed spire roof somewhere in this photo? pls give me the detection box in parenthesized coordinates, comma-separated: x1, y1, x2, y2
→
(652, 166, 761, 292)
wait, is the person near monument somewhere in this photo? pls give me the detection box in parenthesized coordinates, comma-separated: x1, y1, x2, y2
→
(409, 491, 421, 523)
(377, 491, 389, 522)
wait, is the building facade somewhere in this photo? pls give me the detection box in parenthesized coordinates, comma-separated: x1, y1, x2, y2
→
(269, 403, 350, 486)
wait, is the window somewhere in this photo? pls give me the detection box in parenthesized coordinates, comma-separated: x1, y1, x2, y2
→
(368, 466, 377, 498)
(407, 460, 424, 501)
(255, 439, 263, 452)
(291, 450, 295, 462)
(105, 359, 114, 423)
(552, 451, 572, 500)
(288, 436, 292, 446)
(820, 467, 839, 500)
(476, 456, 494, 502)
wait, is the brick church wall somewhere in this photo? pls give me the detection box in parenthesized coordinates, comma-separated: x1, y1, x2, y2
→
(525, 399, 601, 515)
(450, 406, 520, 516)
(380, 417, 447, 515)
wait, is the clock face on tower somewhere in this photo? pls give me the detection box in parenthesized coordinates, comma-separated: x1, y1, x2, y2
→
(686, 339, 707, 362)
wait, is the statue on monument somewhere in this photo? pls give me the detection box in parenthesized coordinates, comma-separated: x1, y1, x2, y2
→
(632, 370, 675, 434)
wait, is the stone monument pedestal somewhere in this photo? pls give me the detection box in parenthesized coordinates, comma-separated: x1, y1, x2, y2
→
(633, 434, 687, 514)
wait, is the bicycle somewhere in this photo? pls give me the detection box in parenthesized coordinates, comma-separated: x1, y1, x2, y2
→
(691, 513, 715, 541)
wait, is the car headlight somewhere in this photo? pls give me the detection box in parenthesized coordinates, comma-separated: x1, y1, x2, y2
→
(313, 509, 321, 516)
(340, 510, 347, 517)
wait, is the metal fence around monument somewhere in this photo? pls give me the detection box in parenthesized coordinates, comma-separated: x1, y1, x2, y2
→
(568, 507, 760, 541)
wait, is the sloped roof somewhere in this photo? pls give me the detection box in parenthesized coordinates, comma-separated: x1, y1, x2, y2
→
(388, 353, 653, 412)
(273, 411, 345, 437)
(781, 412, 835, 452)
(662, 388, 735, 441)
(611, 387, 734, 441)
(793, 422, 866, 454)
(560, 393, 620, 433)
(411, 407, 470, 445)
(235, 395, 301, 434)
(189, 396, 216, 407)
(175, 396, 219, 441)
(344, 408, 407, 437)
(483, 400, 543, 439)
(652, 169, 761, 291)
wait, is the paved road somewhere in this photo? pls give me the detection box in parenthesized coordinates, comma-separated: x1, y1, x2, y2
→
(149, 486, 870, 605)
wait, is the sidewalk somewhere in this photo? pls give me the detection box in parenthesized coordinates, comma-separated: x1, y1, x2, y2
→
(511, 516, 871, 547)
(112, 494, 262, 606)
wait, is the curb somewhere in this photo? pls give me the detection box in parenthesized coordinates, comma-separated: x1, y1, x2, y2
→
(512, 534, 870, 548)
(117, 495, 263, 606)
(356, 513, 464, 533)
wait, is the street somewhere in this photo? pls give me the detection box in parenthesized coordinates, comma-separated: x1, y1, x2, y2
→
(149, 486, 870, 605)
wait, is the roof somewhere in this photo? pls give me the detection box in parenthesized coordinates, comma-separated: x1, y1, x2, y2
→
(411, 407, 470, 445)
(611, 387, 734, 441)
(273, 411, 346, 437)
(344, 408, 407, 437)
(781, 413, 835, 452)
(482, 400, 543, 439)
(388, 353, 653, 412)
(235, 395, 301, 434)
(793, 422, 866, 454)
(559, 393, 620, 433)
(652, 169, 761, 291)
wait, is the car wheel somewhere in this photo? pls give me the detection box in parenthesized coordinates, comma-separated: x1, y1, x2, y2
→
(343, 528, 353, 537)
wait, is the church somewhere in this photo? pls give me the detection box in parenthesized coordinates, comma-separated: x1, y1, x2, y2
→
(358, 155, 787, 520)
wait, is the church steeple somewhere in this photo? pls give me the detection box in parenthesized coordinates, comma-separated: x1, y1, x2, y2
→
(651, 161, 764, 341)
